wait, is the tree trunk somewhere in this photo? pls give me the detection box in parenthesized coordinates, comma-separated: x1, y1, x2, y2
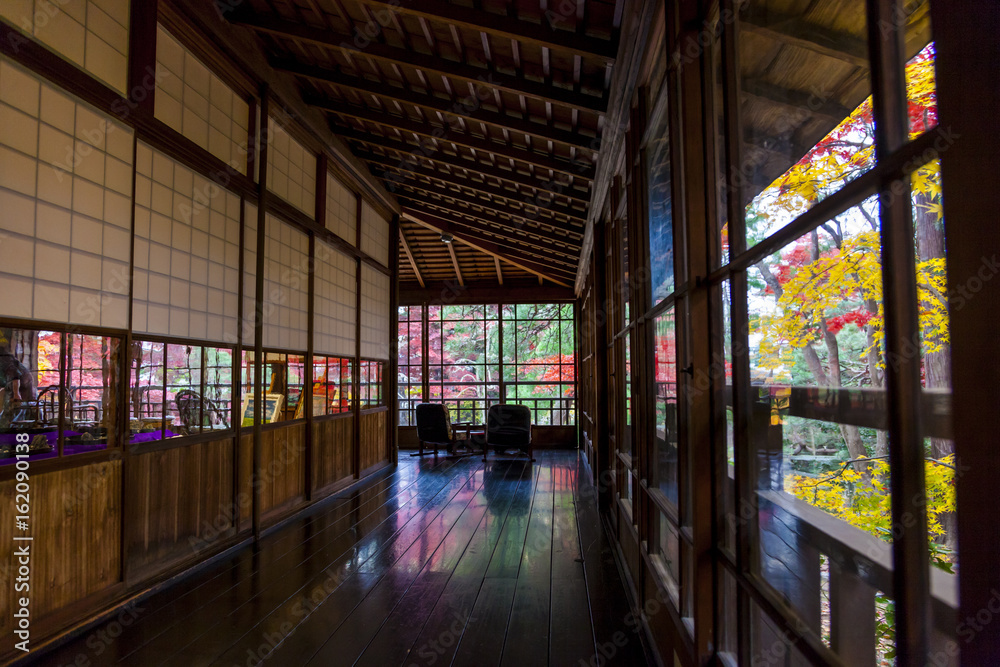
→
(915, 184, 956, 554)
(914, 190, 952, 458)
(757, 259, 868, 467)
(822, 317, 868, 467)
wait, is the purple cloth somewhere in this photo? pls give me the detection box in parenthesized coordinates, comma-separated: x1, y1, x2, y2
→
(129, 429, 178, 443)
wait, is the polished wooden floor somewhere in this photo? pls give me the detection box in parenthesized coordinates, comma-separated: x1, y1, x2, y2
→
(35, 451, 651, 666)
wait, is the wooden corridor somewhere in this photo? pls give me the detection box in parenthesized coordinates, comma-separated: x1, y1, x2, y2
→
(32, 452, 651, 667)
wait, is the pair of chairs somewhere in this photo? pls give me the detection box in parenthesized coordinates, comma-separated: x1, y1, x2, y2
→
(413, 403, 533, 461)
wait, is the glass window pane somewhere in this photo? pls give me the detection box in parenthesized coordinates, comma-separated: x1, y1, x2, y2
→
(240, 349, 255, 427)
(313, 356, 330, 418)
(288, 355, 305, 418)
(647, 104, 675, 304)
(65, 333, 120, 455)
(166, 344, 202, 437)
(745, 199, 913, 657)
(911, 158, 958, 585)
(905, 39, 936, 139)
(203, 347, 232, 431)
(654, 308, 678, 506)
(739, 0, 872, 248)
(130, 340, 165, 442)
(1, 328, 59, 461)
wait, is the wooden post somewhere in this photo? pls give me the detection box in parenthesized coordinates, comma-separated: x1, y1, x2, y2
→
(388, 214, 400, 464)
(252, 86, 269, 543)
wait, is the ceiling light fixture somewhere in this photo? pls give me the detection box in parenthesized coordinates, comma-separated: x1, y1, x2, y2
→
(440, 233, 454, 244)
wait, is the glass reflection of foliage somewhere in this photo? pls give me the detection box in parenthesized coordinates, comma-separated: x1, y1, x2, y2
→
(131, 341, 235, 439)
(312, 356, 353, 416)
(647, 105, 675, 305)
(397, 305, 424, 425)
(358, 360, 385, 408)
(1, 327, 120, 462)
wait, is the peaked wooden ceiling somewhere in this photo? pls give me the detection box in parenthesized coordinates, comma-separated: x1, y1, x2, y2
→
(229, 0, 623, 289)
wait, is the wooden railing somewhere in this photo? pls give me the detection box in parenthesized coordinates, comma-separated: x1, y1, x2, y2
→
(398, 382, 577, 427)
(717, 384, 958, 664)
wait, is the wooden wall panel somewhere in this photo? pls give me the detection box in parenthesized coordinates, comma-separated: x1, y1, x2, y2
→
(260, 423, 307, 519)
(312, 416, 354, 493)
(239, 432, 253, 533)
(359, 409, 389, 472)
(124, 438, 235, 580)
(0, 460, 121, 653)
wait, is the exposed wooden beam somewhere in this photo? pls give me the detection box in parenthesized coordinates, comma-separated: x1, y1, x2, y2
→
(446, 240, 464, 286)
(399, 203, 580, 265)
(400, 282, 575, 304)
(397, 190, 584, 243)
(740, 13, 868, 68)
(399, 228, 425, 287)
(340, 133, 592, 203)
(403, 211, 574, 287)
(495, 257, 503, 284)
(741, 78, 852, 126)
(352, 0, 618, 62)
(378, 170, 586, 228)
(234, 14, 607, 113)
(286, 60, 599, 150)
(326, 103, 595, 180)
(363, 151, 587, 219)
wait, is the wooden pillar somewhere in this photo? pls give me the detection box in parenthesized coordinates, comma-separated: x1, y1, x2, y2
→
(252, 86, 269, 542)
(592, 219, 610, 509)
(388, 214, 400, 464)
(931, 0, 1000, 664)
(353, 194, 362, 478)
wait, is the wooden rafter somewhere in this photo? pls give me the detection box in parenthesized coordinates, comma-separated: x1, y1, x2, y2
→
(343, 137, 592, 203)
(234, 15, 607, 113)
(326, 104, 596, 180)
(396, 196, 583, 254)
(399, 228, 425, 287)
(495, 257, 503, 285)
(365, 154, 587, 220)
(352, 0, 617, 62)
(398, 204, 580, 266)
(398, 189, 583, 237)
(446, 240, 464, 286)
(403, 211, 575, 287)
(382, 174, 585, 230)
(740, 13, 868, 68)
(284, 60, 598, 149)
(741, 78, 852, 125)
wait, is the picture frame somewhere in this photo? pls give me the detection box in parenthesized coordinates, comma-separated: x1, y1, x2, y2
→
(294, 386, 338, 419)
(240, 393, 284, 426)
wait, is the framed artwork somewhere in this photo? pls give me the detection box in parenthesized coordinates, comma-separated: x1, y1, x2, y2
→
(295, 385, 338, 419)
(240, 393, 284, 426)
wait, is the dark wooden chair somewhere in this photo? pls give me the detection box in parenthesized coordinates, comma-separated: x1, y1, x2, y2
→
(174, 390, 227, 435)
(482, 403, 533, 462)
(414, 403, 453, 457)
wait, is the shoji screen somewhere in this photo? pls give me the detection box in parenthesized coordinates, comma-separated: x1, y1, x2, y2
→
(314, 239, 356, 357)
(154, 26, 250, 172)
(242, 202, 258, 344)
(325, 171, 356, 245)
(359, 200, 389, 266)
(262, 214, 309, 350)
(0, 0, 130, 94)
(0, 58, 133, 328)
(266, 117, 316, 218)
(132, 142, 241, 341)
(359, 264, 390, 360)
